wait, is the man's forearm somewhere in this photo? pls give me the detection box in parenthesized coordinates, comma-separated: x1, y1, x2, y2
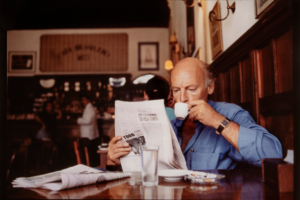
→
(211, 113, 240, 151)
(77, 116, 93, 125)
(35, 115, 44, 126)
(220, 121, 240, 151)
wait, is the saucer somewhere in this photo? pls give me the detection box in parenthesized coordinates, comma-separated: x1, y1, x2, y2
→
(158, 169, 190, 182)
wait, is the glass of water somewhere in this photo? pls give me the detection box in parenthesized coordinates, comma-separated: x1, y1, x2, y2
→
(140, 145, 159, 186)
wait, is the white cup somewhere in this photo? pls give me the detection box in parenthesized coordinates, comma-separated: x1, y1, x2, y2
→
(174, 102, 189, 120)
(101, 143, 108, 147)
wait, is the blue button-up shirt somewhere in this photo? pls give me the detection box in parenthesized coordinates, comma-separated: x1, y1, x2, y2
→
(171, 100, 283, 170)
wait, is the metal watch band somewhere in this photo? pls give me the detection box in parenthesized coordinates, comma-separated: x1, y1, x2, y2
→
(216, 118, 231, 135)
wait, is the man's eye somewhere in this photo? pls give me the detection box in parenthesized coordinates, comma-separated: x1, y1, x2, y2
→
(173, 89, 179, 93)
(189, 89, 196, 92)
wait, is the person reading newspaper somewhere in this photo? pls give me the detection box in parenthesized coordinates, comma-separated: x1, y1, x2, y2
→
(108, 58, 282, 170)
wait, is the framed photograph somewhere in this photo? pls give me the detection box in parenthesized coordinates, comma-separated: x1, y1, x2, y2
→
(209, 1, 223, 60)
(8, 51, 36, 72)
(255, 0, 275, 18)
(138, 42, 159, 70)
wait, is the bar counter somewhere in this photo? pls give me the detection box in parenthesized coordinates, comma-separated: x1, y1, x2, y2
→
(7, 118, 114, 140)
(6, 167, 293, 199)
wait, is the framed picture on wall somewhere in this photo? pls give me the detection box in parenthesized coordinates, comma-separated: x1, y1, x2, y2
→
(255, 0, 275, 19)
(138, 42, 159, 70)
(8, 51, 36, 73)
(209, 1, 223, 60)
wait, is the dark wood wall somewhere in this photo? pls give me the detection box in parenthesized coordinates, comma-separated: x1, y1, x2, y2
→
(210, 0, 293, 157)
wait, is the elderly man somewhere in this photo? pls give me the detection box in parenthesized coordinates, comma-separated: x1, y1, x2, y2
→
(108, 58, 282, 170)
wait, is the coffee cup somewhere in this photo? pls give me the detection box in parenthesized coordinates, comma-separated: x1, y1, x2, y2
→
(101, 143, 108, 147)
(174, 102, 189, 120)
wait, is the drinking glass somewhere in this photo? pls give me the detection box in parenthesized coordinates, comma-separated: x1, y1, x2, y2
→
(140, 145, 159, 186)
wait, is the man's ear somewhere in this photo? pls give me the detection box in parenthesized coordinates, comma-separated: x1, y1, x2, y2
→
(207, 83, 215, 95)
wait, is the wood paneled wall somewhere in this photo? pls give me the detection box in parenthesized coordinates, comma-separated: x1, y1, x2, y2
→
(210, 0, 294, 156)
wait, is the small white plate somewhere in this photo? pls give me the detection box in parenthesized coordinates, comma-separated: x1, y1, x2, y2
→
(158, 169, 190, 181)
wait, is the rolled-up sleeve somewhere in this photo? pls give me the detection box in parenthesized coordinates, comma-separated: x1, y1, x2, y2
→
(232, 110, 283, 167)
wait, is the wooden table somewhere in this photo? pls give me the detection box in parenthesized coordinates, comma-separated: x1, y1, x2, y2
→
(6, 167, 293, 199)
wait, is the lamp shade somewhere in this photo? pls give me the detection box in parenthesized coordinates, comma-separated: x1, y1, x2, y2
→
(40, 79, 55, 89)
(165, 60, 173, 71)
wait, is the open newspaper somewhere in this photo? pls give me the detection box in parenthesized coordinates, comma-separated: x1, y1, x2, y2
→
(115, 99, 188, 171)
(12, 164, 131, 191)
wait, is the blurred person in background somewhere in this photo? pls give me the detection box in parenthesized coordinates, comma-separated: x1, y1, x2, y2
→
(77, 94, 99, 140)
(35, 100, 62, 141)
(77, 94, 100, 167)
(144, 76, 176, 121)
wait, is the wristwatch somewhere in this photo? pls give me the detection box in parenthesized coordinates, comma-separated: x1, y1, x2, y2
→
(216, 118, 231, 135)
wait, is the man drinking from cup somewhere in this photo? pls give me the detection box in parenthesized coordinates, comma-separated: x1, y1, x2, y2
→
(108, 58, 283, 170)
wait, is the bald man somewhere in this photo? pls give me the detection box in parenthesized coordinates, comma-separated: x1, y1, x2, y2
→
(108, 58, 283, 170)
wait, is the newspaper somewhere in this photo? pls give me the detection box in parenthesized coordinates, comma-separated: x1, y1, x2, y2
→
(12, 164, 131, 191)
(115, 99, 188, 171)
(28, 178, 129, 199)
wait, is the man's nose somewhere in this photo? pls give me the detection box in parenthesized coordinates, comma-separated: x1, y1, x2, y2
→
(180, 90, 188, 103)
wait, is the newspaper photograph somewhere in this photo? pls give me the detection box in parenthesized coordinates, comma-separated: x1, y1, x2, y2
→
(115, 100, 187, 172)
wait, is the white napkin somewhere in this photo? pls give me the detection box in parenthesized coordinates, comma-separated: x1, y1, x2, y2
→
(283, 149, 294, 164)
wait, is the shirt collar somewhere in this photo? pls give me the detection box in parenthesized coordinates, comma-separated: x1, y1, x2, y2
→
(174, 99, 215, 128)
(208, 99, 214, 107)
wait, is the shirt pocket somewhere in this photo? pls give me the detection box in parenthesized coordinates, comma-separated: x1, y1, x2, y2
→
(191, 152, 221, 170)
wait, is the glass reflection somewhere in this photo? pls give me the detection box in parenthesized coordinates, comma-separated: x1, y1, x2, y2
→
(142, 186, 158, 199)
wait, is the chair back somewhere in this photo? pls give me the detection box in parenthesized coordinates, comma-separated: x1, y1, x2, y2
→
(31, 140, 58, 175)
(6, 140, 23, 181)
(73, 138, 91, 166)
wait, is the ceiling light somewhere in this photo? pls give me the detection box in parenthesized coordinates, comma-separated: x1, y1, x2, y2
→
(40, 79, 55, 89)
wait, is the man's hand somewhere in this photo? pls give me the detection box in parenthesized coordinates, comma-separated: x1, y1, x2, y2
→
(188, 100, 224, 129)
(188, 100, 240, 151)
(107, 136, 132, 165)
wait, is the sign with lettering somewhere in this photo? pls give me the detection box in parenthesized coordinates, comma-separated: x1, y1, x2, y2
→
(40, 34, 128, 72)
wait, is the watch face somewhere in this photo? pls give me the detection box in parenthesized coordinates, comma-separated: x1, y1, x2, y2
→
(221, 119, 230, 127)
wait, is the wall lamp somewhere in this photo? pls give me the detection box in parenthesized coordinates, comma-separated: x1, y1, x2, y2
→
(183, 0, 202, 7)
(209, 0, 235, 22)
(165, 60, 174, 71)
